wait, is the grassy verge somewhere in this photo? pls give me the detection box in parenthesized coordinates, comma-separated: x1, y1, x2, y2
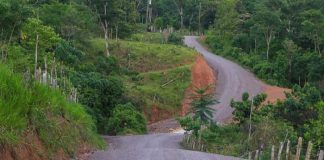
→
(0, 64, 104, 158)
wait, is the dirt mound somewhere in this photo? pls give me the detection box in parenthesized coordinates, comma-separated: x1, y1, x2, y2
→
(262, 85, 290, 104)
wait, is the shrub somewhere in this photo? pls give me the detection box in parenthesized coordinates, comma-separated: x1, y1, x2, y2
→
(106, 103, 147, 135)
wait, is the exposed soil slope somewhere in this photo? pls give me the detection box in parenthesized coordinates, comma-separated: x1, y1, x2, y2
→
(181, 56, 216, 116)
(148, 56, 216, 133)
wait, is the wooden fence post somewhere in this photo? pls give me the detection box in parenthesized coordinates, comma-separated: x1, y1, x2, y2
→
(318, 150, 323, 160)
(278, 142, 284, 160)
(286, 140, 290, 160)
(295, 137, 303, 160)
(248, 152, 252, 160)
(305, 141, 313, 160)
(271, 145, 275, 160)
(254, 150, 259, 160)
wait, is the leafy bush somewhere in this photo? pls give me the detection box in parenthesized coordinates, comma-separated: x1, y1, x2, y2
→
(70, 72, 124, 133)
(168, 32, 184, 45)
(106, 103, 147, 135)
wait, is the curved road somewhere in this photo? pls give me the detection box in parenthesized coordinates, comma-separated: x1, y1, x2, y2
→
(184, 36, 266, 122)
(89, 36, 266, 160)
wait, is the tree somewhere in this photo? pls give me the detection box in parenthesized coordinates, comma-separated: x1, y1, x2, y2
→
(173, 0, 185, 29)
(231, 92, 267, 125)
(251, 9, 281, 60)
(304, 101, 324, 148)
(21, 18, 61, 79)
(39, 2, 97, 41)
(275, 84, 321, 128)
(300, 9, 324, 55)
(214, 0, 239, 48)
(190, 86, 217, 124)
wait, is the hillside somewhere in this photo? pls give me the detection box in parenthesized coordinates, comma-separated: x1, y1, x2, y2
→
(0, 65, 104, 159)
(0, 0, 323, 159)
(89, 38, 197, 123)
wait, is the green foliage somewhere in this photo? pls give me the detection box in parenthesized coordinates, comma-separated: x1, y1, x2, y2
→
(304, 101, 324, 147)
(274, 84, 321, 128)
(0, 64, 104, 155)
(54, 41, 84, 66)
(0, 0, 31, 41)
(127, 66, 192, 114)
(195, 95, 298, 158)
(190, 86, 217, 123)
(106, 103, 147, 135)
(205, 0, 324, 87)
(70, 72, 124, 133)
(39, 2, 98, 41)
(0, 64, 29, 145)
(168, 32, 184, 45)
(178, 116, 201, 136)
(128, 32, 165, 44)
(21, 18, 61, 52)
(231, 92, 267, 125)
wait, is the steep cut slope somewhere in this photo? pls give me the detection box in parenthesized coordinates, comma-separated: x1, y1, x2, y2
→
(0, 64, 104, 160)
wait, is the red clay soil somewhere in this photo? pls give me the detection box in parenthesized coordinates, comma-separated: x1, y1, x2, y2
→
(262, 85, 290, 104)
(145, 56, 216, 124)
(0, 131, 70, 160)
(0, 123, 92, 160)
(181, 55, 217, 116)
(147, 56, 216, 132)
(145, 105, 175, 124)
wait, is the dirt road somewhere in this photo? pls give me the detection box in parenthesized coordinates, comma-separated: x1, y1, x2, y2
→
(89, 36, 266, 160)
(90, 134, 240, 160)
(184, 36, 265, 122)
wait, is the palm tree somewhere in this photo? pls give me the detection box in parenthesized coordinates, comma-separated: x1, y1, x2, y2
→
(190, 86, 218, 124)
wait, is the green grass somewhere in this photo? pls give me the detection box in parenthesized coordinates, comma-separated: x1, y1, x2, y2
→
(126, 66, 192, 114)
(93, 39, 196, 72)
(88, 38, 197, 117)
(127, 32, 165, 44)
(0, 64, 104, 157)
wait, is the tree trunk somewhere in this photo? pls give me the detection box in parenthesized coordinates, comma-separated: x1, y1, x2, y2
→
(103, 3, 110, 57)
(115, 25, 118, 41)
(198, 2, 202, 35)
(180, 7, 184, 29)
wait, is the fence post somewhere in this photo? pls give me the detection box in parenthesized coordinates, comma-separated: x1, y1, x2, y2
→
(318, 150, 324, 160)
(248, 152, 252, 160)
(278, 142, 284, 160)
(295, 137, 303, 160)
(305, 141, 313, 160)
(271, 145, 276, 160)
(286, 140, 290, 160)
(254, 150, 259, 160)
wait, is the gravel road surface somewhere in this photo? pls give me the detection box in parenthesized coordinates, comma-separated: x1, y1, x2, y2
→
(89, 36, 265, 160)
(184, 36, 265, 122)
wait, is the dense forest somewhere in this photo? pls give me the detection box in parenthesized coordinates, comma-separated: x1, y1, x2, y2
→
(0, 0, 323, 159)
(206, 0, 324, 88)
